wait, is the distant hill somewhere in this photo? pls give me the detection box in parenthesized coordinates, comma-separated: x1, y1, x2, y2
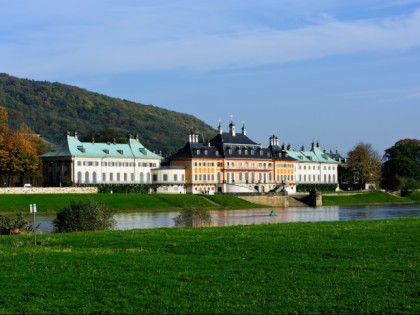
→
(0, 73, 216, 155)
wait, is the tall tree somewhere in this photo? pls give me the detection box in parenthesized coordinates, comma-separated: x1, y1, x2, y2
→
(347, 142, 382, 186)
(0, 107, 41, 186)
(382, 139, 420, 191)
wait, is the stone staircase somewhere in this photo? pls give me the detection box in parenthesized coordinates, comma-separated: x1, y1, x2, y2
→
(287, 195, 311, 208)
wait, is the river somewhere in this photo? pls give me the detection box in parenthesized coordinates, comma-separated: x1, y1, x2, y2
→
(34, 204, 420, 233)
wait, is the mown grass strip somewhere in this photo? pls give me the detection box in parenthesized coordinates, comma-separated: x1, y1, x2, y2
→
(0, 218, 418, 314)
(0, 194, 174, 213)
(323, 190, 413, 206)
(203, 194, 267, 209)
(0, 193, 265, 213)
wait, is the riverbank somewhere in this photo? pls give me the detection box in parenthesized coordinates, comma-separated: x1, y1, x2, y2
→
(0, 190, 419, 213)
(1, 218, 418, 314)
(0, 193, 266, 213)
(323, 190, 420, 206)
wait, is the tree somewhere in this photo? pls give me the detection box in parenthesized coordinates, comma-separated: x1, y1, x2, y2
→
(54, 199, 115, 233)
(346, 142, 382, 186)
(382, 139, 420, 191)
(173, 206, 211, 227)
(0, 107, 42, 186)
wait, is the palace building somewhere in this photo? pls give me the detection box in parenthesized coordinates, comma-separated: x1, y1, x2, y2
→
(167, 120, 297, 194)
(40, 132, 162, 186)
(39, 120, 343, 194)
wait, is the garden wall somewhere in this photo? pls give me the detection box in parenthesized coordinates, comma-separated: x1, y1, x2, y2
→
(0, 187, 98, 194)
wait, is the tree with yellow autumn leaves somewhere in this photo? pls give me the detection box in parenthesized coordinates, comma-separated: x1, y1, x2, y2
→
(0, 106, 46, 186)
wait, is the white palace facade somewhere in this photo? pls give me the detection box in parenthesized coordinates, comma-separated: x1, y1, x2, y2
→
(41, 132, 162, 186)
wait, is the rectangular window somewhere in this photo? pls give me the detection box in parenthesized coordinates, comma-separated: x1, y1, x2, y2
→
(174, 174, 178, 182)
(102, 173, 106, 181)
(131, 173, 134, 181)
(110, 173, 113, 181)
(117, 173, 120, 181)
(153, 174, 158, 182)
(163, 174, 168, 181)
(77, 161, 81, 166)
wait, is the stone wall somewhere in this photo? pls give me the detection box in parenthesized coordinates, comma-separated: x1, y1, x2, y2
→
(238, 194, 289, 208)
(0, 187, 98, 194)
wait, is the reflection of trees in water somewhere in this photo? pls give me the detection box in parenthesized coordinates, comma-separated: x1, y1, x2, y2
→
(173, 207, 211, 227)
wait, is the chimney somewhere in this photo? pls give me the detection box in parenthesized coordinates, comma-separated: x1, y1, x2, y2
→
(74, 131, 78, 139)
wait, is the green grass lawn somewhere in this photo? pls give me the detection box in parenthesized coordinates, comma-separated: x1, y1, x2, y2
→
(0, 194, 175, 213)
(203, 194, 266, 209)
(0, 218, 418, 314)
(1, 190, 418, 214)
(322, 190, 414, 206)
(0, 193, 264, 213)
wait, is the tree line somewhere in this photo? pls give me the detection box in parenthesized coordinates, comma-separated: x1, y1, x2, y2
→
(340, 140, 420, 192)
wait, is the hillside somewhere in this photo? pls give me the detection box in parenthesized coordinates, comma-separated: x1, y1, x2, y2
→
(0, 73, 215, 155)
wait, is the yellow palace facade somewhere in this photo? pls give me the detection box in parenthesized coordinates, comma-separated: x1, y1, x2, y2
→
(168, 121, 297, 194)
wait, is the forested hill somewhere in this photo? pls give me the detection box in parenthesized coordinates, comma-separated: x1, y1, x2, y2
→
(0, 73, 216, 155)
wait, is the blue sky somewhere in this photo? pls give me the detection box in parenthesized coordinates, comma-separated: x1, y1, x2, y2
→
(1, 0, 419, 156)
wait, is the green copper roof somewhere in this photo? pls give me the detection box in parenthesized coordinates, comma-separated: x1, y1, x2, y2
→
(285, 146, 338, 163)
(40, 136, 162, 159)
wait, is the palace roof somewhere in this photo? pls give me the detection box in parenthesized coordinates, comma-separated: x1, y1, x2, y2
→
(40, 134, 162, 159)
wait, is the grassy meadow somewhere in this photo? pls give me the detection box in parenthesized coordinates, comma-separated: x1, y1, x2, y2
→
(0, 190, 418, 214)
(0, 193, 264, 213)
(0, 218, 418, 314)
(323, 190, 420, 206)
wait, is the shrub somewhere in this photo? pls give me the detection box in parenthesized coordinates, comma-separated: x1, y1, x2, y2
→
(173, 206, 211, 227)
(54, 199, 115, 233)
(0, 212, 36, 235)
(296, 184, 338, 193)
(81, 184, 155, 194)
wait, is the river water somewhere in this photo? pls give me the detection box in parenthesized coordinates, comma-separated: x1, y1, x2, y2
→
(34, 204, 420, 233)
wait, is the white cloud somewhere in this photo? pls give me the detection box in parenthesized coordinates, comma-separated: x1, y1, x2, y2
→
(1, 2, 420, 77)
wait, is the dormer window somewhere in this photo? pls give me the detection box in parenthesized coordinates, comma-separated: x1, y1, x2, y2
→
(77, 146, 86, 153)
(103, 149, 109, 154)
(204, 150, 208, 156)
(117, 149, 124, 155)
(196, 149, 200, 155)
(250, 150, 254, 155)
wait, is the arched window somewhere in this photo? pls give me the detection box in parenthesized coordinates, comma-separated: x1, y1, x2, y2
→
(147, 172, 151, 183)
(77, 172, 82, 184)
(92, 172, 97, 184)
(85, 172, 90, 183)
